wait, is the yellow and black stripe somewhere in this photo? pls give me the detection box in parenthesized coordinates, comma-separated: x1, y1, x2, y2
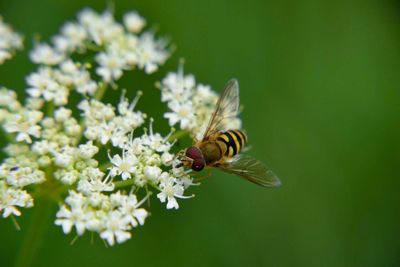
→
(216, 130, 247, 158)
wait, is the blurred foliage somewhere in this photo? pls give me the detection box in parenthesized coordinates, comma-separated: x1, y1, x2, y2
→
(0, 0, 400, 266)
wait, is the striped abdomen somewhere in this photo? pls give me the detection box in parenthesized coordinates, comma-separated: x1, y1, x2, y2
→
(216, 130, 247, 158)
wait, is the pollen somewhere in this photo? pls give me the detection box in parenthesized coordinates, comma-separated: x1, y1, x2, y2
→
(178, 106, 191, 118)
(119, 161, 131, 172)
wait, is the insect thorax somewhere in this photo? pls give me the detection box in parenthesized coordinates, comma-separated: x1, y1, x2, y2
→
(199, 141, 224, 165)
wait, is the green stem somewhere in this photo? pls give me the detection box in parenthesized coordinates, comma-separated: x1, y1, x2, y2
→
(99, 162, 112, 172)
(85, 41, 102, 52)
(168, 130, 189, 142)
(113, 179, 159, 191)
(15, 164, 61, 267)
(113, 179, 136, 190)
(94, 82, 108, 101)
(10, 215, 21, 231)
(47, 102, 54, 117)
(14, 197, 55, 267)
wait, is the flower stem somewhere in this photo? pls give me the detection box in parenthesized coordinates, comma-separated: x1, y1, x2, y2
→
(10, 214, 21, 231)
(85, 41, 102, 52)
(168, 130, 189, 142)
(113, 179, 136, 189)
(47, 101, 54, 117)
(94, 82, 108, 100)
(15, 197, 55, 267)
(113, 179, 159, 191)
(99, 162, 112, 172)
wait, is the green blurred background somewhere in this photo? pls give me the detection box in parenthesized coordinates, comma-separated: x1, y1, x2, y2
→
(1, 0, 400, 266)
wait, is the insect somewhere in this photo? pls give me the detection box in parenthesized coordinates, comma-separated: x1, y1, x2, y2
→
(178, 79, 281, 188)
(10, 166, 19, 172)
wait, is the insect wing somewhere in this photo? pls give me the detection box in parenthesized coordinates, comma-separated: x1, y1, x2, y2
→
(217, 155, 281, 188)
(202, 79, 240, 140)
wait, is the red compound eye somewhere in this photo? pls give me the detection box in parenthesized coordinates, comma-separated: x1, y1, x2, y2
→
(185, 146, 203, 160)
(192, 158, 205, 171)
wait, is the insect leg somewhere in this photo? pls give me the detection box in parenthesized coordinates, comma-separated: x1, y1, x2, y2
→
(193, 168, 212, 183)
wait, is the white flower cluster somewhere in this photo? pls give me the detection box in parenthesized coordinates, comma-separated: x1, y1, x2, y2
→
(0, 16, 23, 64)
(26, 60, 98, 105)
(78, 92, 145, 147)
(30, 8, 168, 79)
(55, 190, 148, 246)
(0, 180, 33, 218)
(0, 142, 43, 218)
(160, 66, 241, 140)
(108, 119, 195, 209)
(0, 8, 201, 246)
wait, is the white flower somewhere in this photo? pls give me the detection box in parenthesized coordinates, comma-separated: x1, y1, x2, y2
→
(160, 67, 228, 139)
(113, 192, 148, 227)
(55, 169, 79, 185)
(58, 22, 87, 51)
(161, 72, 195, 102)
(3, 144, 29, 157)
(78, 141, 99, 159)
(116, 92, 146, 131)
(25, 97, 44, 110)
(3, 109, 43, 143)
(97, 122, 114, 145)
(26, 67, 55, 98)
(96, 51, 126, 82)
(136, 32, 168, 74)
(77, 168, 114, 194)
(193, 84, 217, 104)
(78, 99, 115, 122)
(157, 176, 193, 209)
(77, 176, 114, 194)
(6, 167, 45, 187)
(58, 60, 98, 96)
(144, 166, 162, 182)
(181, 176, 199, 189)
(55, 205, 87, 235)
(0, 16, 23, 64)
(109, 127, 128, 148)
(26, 67, 69, 105)
(30, 43, 64, 65)
(54, 107, 72, 122)
(32, 140, 55, 155)
(78, 8, 123, 46)
(161, 152, 174, 165)
(123, 12, 146, 33)
(0, 88, 21, 111)
(109, 150, 138, 180)
(53, 146, 75, 168)
(124, 194, 148, 226)
(55, 190, 90, 235)
(141, 119, 173, 153)
(0, 181, 33, 218)
(164, 101, 195, 129)
(100, 210, 131, 246)
(52, 36, 69, 53)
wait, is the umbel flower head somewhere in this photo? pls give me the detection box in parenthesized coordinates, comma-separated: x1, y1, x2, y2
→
(0, 16, 23, 64)
(0, 8, 241, 246)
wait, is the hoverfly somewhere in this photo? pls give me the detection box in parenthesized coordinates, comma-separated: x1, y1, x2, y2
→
(178, 79, 281, 187)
